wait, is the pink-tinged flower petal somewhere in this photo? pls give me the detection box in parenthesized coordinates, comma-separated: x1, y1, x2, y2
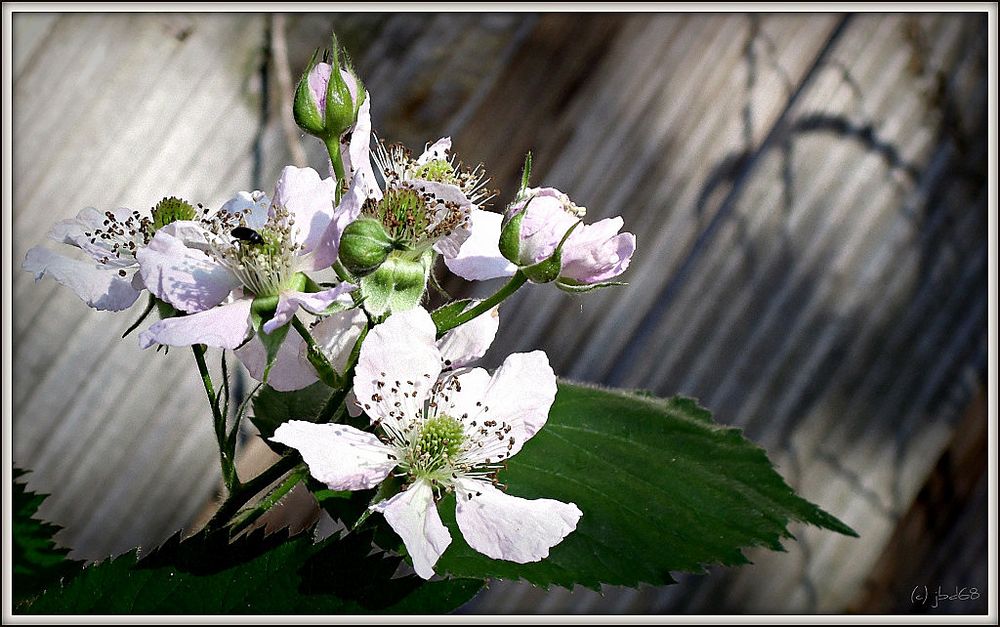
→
(272, 421, 396, 491)
(355, 307, 442, 424)
(416, 137, 451, 165)
(234, 331, 317, 392)
(436, 304, 499, 369)
(49, 207, 140, 267)
(272, 166, 337, 252)
(136, 228, 238, 313)
(560, 217, 636, 283)
(220, 191, 270, 230)
(262, 283, 357, 334)
(311, 306, 368, 372)
(307, 62, 334, 115)
(454, 478, 581, 564)
(303, 175, 365, 271)
(138, 298, 252, 350)
(414, 179, 472, 258)
(343, 85, 379, 201)
(516, 193, 580, 266)
(23, 247, 141, 311)
(481, 351, 556, 457)
(443, 209, 517, 281)
(374, 479, 452, 579)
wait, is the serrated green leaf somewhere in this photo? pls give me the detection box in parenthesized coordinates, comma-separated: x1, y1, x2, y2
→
(435, 382, 856, 589)
(20, 526, 482, 614)
(12, 470, 82, 605)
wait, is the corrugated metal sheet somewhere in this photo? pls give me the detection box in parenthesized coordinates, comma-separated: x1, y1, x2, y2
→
(10, 11, 988, 613)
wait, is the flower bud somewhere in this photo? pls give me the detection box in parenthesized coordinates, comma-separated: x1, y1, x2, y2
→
(498, 186, 635, 286)
(338, 217, 395, 277)
(292, 36, 364, 142)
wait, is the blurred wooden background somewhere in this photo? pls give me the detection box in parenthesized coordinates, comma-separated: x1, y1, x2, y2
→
(10, 11, 989, 614)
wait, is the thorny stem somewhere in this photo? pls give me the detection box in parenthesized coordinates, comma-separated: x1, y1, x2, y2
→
(192, 345, 239, 492)
(434, 270, 528, 335)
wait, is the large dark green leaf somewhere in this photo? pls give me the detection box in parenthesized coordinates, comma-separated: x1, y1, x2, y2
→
(12, 469, 81, 605)
(251, 381, 333, 440)
(435, 382, 856, 589)
(20, 526, 482, 614)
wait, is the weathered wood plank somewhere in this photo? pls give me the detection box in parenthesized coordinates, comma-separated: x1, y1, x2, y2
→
(13, 13, 267, 558)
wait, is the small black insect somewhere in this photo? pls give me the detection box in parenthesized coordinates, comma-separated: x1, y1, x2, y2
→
(231, 226, 264, 245)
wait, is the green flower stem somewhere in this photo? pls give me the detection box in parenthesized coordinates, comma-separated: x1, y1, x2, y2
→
(227, 463, 308, 537)
(202, 319, 371, 534)
(333, 260, 365, 308)
(290, 317, 339, 387)
(192, 345, 238, 492)
(434, 270, 528, 335)
(324, 136, 346, 200)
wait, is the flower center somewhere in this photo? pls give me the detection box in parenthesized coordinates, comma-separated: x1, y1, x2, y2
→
(407, 414, 465, 482)
(410, 158, 456, 185)
(211, 206, 300, 297)
(370, 186, 431, 244)
(148, 196, 197, 236)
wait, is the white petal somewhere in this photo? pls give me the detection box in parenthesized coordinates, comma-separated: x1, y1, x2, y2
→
(311, 306, 367, 372)
(263, 284, 356, 334)
(354, 307, 442, 424)
(23, 247, 141, 312)
(343, 86, 380, 201)
(414, 179, 472, 258)
(272, 166, 337, 252)
(443, 209, 517, 281)
(560, 216, 636, 284)
(220, 190, 270, 230)
(441, 368, 491, 429)
(138, 298, 252, 350)
(436, 303, 499, 369)
(48, 206, 136, 266)
(416, 137, 452, 165)
(272, 421, 396, 491)
(48, 207, 105, 245)
(136, 228, 238, 313)
(301, 175, 365, 271)
(481, 351, 557, 457)
(516, 192, 579, 266)
(234, 331, 317, 391)
(454, 479, 581, 564)
(374, 479, 451, 579)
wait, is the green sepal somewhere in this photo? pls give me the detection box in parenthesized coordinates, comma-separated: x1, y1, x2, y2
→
(155, 298, 177, 320)
(121, 294, 158, 338)
(498, 209, 523, 264)
(555, 279, 628, 294)
(339, 217, 395, 277)
(430, 298, 474, 333)
(358, 251, 432, 317)
(293, 48, 326, 136)
(519, 151, 533, 192)
(250, 294, 288, 383)
(520, 247, 562, 283)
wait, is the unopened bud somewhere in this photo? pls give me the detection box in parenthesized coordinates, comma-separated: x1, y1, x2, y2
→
(339, 217, 395, 277)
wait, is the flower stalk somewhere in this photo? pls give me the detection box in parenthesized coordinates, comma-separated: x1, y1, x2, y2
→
(433, 270, 527, 335)
(191, 345, 239, 492)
